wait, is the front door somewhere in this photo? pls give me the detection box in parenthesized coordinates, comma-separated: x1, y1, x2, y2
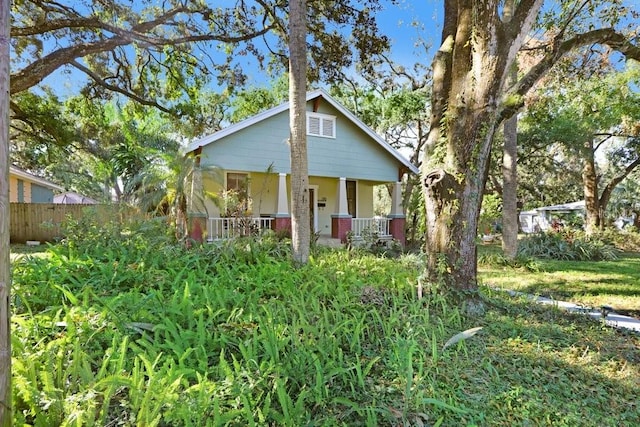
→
(346, 180, 356, 217)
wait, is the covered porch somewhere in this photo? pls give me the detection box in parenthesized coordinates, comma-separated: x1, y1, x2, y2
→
(191, 172, 406, 245)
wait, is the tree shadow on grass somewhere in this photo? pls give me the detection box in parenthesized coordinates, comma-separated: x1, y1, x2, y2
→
(441, 291, 640, 425)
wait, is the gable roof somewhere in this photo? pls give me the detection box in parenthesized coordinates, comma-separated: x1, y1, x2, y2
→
(520, 201, 586, 216)
(536, 200, 585, 212)
(186, 88, 420, 174)
(10, 165, 64, 192)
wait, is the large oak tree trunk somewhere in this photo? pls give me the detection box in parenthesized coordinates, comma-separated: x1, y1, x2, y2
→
(422, 1, 542, 308)
(0, 0, 12, 422)
(289, 0, 310, 265)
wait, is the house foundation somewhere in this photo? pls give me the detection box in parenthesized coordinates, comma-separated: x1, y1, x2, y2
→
(388, 216, 406, 246)
(331, 215, 352, 242)
(273, 215, 292, 236)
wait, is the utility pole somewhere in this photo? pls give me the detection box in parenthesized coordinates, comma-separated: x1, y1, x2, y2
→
(0, 0, 12, 423)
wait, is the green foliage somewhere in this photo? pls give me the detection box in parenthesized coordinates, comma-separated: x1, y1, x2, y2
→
(346, 228, 404, 257)
(479, 193, 502, 234)
(478, 252, 541, 272)
(229, 77, 289, 123)
(9, 90, 77, 171)
(11, 222, 640, 425)
(518, 63, 640, 212)
(517, 231, 620, 261)
(588, 227, 640, 253)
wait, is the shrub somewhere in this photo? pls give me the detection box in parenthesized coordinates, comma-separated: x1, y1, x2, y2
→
(592, 227, 640, 252)
(517, 231, 619, 261)
(477, 252, 540, 271)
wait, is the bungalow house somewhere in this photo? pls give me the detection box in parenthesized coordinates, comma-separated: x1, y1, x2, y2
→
(185, 89, 419, 244)
(519, 200, 585, 233)
(9, 165, 64, 203)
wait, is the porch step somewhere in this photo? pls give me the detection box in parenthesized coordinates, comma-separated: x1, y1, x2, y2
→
(316, 236, 344, 248)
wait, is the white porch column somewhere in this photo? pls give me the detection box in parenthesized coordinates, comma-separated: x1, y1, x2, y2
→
(275, 173, 289, 216)
(332, 177, 352, 242)
(389, 181, 404, 218)
(335, 177, 349, 216)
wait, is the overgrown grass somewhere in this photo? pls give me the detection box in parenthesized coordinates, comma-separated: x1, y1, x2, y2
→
(10, 221, 640, 426)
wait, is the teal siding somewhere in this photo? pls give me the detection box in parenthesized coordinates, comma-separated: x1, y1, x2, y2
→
(200, 110, 291, 174)
(199, 101, 401, 182)
(307, 103, 399, 181)
(31, 184, 54, 203)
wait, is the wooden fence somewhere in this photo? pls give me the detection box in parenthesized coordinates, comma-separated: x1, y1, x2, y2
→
(9, 203, 136, 243)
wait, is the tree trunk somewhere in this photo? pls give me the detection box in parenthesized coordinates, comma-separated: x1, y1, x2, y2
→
(501, 0, 519, 260)
(582, 140, 600, 234)
(289, 0, 310, 265)
(502, 113, 519, 258)
(597, 155, 640, 230)
(0, 0, 12, 422)
(422, 2, 538, 310)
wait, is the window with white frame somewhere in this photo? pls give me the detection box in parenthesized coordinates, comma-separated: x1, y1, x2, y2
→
(307, 112, 336, 138)
(225, 172, 250, 215)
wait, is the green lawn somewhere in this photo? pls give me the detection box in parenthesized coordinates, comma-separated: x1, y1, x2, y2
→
(8, 228, 640, 426)
(9, 243, 49, 262)
(479, 245, 640, 314)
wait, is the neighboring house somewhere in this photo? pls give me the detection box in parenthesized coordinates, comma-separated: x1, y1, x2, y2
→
(520, 200, 585, 233)
(54, 191, 98, 204)
(185, 89, 419, 244)
(9, 166, 64, 203)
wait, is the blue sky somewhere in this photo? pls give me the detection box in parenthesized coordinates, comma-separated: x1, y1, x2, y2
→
(237, 1, 443, 87)
(375, 1, 442, 64)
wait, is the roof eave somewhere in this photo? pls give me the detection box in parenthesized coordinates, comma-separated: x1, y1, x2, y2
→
(9, 166, 65, 192)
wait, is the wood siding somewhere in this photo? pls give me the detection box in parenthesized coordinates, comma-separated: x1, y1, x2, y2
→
(9, 203, 134, 243)
(199, 101, 400, 182)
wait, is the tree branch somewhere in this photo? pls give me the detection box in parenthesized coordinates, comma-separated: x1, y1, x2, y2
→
(11, 17, 105, 37)
(70, 60, 174, 114)
(500, 28, 640, 121)
(10, 5, 276, 94)
(599, 155, 640, 208)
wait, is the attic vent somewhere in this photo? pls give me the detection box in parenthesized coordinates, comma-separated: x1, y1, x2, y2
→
(307, 112, 336, 138)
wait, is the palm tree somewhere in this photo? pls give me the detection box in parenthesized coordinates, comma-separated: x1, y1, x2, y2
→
(128, 152, 222, 242)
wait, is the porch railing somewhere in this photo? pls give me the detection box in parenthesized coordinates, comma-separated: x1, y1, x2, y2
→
(352, 217, 391, 239)
(207, 216, 391, 241)
(207, 217, 273, 241)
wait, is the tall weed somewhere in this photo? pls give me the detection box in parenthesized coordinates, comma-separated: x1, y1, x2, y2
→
(518, 231, 619, 261)
(11, 221, 489, 425)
